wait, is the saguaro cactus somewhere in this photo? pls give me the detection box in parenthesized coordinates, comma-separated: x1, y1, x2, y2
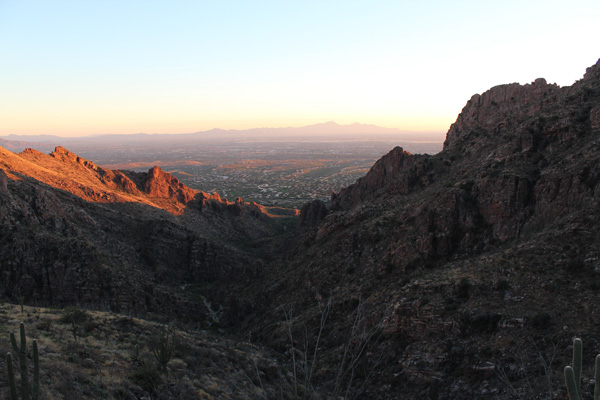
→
(564, 338, 600, 400)
(6, 352, 18, 399)
(6, 321, 40, 400)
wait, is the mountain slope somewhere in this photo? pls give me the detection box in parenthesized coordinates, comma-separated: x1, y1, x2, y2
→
(0, 146, 277, 320)
(215, 59, 600, 399)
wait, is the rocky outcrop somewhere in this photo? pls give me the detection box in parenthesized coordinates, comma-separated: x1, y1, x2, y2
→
(331, 146, 432, 210)
(142, 165, 197, 203)
(51, 145, 97, 166)
(298, 199, 328, 227)
(445, 59, 600, 153)
(0, 168, 8, 192)
(443, 78, 563, 149)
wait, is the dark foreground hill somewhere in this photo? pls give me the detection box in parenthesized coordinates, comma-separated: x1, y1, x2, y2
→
(1, 58, 600, 399)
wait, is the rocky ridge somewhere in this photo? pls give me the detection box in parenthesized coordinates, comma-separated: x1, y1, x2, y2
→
(0, 147, 278, 319)
(212, 58, 600, 399)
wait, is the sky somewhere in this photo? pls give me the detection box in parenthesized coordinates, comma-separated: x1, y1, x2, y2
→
(0, 0, 599, 137)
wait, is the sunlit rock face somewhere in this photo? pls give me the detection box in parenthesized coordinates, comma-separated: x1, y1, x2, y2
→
(142, 165, 196, 203)
(0, 145, 276, 318)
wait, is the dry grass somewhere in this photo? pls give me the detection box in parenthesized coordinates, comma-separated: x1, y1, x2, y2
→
(0, 303, 297, 399)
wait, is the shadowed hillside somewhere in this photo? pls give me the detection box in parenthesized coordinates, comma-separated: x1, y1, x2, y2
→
(213, 58, 600, 399)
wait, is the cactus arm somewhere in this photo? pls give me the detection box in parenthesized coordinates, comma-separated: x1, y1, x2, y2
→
(573, 338, 583, 389)
(10, 332, 18, 353)
(6, 352, 18, 400)
(594, 354, 600, 400)
(17, 322, 29, 400)
(32, 339, 40, 400)
(7, 323, 40, 399)
(565, 366, 581, 400)
(19, 322, 26, 350)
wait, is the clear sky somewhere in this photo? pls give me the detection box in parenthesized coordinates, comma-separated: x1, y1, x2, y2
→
(1, 0, 599, 137)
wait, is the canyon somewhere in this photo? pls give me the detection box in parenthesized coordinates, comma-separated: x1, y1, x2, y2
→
(1, 58, 600, 398)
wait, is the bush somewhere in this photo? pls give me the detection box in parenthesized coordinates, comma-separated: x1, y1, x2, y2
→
(58, 307, 88, 324)
(36, 318, 53, 332)
(83, 320, 100, 334)
(149, 326, 177, 372)
(132, 364, 162, 393)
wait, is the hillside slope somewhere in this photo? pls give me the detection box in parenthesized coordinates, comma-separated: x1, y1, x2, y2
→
(217, 59, 600, 399)
(0, 147, 277, 320)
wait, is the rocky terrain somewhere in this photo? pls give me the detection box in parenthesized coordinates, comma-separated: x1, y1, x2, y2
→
(213, 59, 600, 398)
(1, 58, 600, 399)
(0, 146, 280, 322)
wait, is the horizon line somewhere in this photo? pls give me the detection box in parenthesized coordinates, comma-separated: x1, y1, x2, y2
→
(0, 121, 447, 139)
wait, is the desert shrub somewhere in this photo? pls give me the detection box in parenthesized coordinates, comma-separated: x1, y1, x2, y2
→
(58, 307, 88, 324)
(149, 326, 177, 371)
(52, 361, 90, 398)
(444, 298, 459, 312)
(83, 319, 100, 333)
(132, 364, 162, 393)
(36, 318, 53, 332)
(64, 342, 91, 362)
(115, 316, 140, 331)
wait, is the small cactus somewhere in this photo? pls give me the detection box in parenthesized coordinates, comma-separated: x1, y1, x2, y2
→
(6, 322, 40, 400)
(564, 338, 600, 400)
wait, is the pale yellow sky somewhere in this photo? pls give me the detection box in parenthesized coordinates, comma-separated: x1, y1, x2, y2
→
(0, 1, 598, 137)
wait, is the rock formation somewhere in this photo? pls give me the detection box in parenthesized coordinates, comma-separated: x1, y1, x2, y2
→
(0, 146, 276, 320)
(216, 58, 600, 398)
(298, 199, 328, 227)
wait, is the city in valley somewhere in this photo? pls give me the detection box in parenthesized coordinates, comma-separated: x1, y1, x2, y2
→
(83, 138, 441, 209)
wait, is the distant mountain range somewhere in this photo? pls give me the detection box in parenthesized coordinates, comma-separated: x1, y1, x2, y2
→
(0, 121, 445, 152)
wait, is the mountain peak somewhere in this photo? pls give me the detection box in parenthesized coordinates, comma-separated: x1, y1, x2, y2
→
(583, 57, 600, 81)
(141, 165, 196, 204)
